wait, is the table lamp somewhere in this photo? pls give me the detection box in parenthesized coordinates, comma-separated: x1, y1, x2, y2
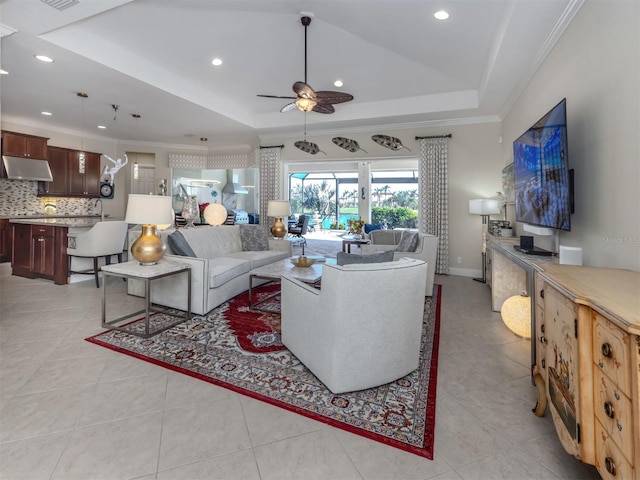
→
(469, 198, 501, 283)
(203, 203, 227, 226)
(125, 194, 173, 265)
(267, 200, 291, 238)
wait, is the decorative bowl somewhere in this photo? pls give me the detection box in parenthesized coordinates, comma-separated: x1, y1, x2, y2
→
(290, 256, 316, 268)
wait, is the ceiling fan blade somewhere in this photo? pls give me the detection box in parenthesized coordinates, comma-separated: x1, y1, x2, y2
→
(293, 81, 316, 99)
(257, 94, 297, 100)
(315, 91, 354, 105)
(312, 103, 334, 114)
(280, 102, 298, 113)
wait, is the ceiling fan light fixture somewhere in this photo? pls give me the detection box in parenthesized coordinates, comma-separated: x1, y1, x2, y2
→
(295, 97, 317, 112)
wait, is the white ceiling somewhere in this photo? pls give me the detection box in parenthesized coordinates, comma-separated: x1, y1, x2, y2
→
(0, 0, 582, 149)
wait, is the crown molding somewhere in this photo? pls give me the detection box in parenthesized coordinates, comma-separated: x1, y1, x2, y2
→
(258, 115, 501, 143)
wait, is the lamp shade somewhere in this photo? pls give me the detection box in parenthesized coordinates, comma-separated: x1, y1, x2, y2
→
(125, 194, 173, 225)
(469, 198, 501, 215)
(267, 200, 291, 217)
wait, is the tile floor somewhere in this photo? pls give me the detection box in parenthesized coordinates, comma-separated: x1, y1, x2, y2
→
(0, 237, 601, 480)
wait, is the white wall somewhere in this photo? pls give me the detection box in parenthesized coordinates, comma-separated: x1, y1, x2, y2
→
(501, 0, 640, 271)
(276, 121, 504, 276)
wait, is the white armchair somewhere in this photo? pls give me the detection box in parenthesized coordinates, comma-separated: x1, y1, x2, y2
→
(360, 231, 439, 296)
(67, 220, 128, 287)
(281, 258, 427, 394)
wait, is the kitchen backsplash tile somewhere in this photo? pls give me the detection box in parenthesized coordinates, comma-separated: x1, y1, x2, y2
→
(0, 179, 94, 216)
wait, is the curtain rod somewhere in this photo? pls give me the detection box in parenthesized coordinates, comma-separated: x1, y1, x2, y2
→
(415, 134, 452, 140)
(259, 145, 284, 149)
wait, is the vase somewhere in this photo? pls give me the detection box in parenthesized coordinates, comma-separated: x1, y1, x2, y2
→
(182, 195, 198, 228)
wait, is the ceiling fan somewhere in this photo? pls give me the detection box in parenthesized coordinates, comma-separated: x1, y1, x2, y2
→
(257, 15, 354, 114)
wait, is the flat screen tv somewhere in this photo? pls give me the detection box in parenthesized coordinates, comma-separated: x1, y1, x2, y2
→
(513, 98, 572, 231)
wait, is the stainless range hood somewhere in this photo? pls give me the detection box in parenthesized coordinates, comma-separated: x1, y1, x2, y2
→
(222, 170, 248, 194)
(2, 156, 53, 181)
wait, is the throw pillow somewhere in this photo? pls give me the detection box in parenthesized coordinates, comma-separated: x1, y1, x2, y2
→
(167, 231, 197, 257)
(238, 224, 270, 251)
(336, 249, 395, 266)
(396, 231, 419, 252)
(363, 223, 383, 234)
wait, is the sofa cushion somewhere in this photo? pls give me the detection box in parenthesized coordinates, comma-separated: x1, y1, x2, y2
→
(336, 250, 395, 266)
(369, 229, 402, 245)
(238, 224, 271, 251)
(397, 231, 419, 252)
(167, 231, 197, 257)
(208, 257, 250, 288)
(178, 225, 243, 258)
(227, 250, 290, 269)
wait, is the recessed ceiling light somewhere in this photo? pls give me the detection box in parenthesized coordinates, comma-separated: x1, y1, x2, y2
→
(211, 58, 223, 66)
(0, 69, 8, 75)
(434, 10, 449, 20)
(34, 55, 54, 63)
(97, 125, 106, 129)
(334, 80, 343, 87)
(41, 111, 52, 116)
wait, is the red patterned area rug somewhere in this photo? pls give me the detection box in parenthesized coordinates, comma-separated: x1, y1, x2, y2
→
(86, 284, 442, 459)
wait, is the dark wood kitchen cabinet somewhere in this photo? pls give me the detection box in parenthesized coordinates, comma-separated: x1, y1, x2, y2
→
(1, 131, 49, 178)
(1, 131, 48, 159)
(68, 150, 100, 197)
(38, 147, 101, 197)
(31, 225, 56, 277)
(11, 223, 69, 284)
(38, 146, 69, 196)
(11, 224, 32, 276)
(0, 219, 12, 263)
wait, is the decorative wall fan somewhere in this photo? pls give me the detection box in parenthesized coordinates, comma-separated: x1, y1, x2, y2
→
(257, 15, 354, 114)
(372, 134, 412, 152)
(332, 137, 367, 153)
(295, 140, 326, 155)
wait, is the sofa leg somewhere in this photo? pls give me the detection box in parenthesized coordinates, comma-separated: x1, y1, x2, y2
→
(94, 257, 100, 288)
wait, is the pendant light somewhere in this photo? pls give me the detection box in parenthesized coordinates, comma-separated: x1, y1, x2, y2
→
(77, 92, 88, 172)
(132, 113, 141, 180)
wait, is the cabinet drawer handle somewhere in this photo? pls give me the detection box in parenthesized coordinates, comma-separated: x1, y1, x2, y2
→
(604, 401, 615, 418)
(601, 343, 612, 358)
(539, 335, 547, 345)
(539, 289, 544, 299)
(605, 457, 616, 476)
(540, 324, 545, 333)
(37, 238, 44, 242)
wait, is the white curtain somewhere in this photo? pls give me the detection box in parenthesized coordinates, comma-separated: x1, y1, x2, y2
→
(257, 146, 283, 225)
(419, 137, 449, 274)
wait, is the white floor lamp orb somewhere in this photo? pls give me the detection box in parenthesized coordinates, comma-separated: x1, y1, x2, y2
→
(501, 293, 532, 339)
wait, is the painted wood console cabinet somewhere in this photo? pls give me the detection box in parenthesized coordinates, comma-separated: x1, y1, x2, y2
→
(532, 264, 639, 480)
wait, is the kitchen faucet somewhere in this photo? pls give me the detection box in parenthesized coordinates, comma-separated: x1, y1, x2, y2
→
(94, 199, 104, 221)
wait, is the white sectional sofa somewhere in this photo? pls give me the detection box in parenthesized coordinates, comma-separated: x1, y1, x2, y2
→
(127, 225, 292, 314)
(360, 229, 439, 296)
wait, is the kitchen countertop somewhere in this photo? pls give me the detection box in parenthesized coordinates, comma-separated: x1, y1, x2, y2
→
(9, 216, 125, 228)
(0, 214, 104, 220)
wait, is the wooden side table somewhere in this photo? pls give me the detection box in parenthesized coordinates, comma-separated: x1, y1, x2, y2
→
(341, 238, 370, 253)
(101, 260, 191, 338)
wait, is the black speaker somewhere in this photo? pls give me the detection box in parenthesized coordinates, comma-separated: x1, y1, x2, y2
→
(520, 236, 534, 250)
(100, 182, 114, 199)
